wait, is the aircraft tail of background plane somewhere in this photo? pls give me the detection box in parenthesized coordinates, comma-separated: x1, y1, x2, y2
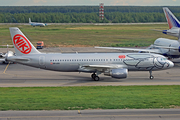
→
(9, 27, 41, 56)
(29, 18, 32, 23)
(163, 7, 180, 29)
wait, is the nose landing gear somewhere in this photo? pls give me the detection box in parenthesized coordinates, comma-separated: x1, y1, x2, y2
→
(149, 70, 154, 80)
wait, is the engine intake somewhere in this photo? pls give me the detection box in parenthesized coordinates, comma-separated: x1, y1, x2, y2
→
(104, 68, 128, 79)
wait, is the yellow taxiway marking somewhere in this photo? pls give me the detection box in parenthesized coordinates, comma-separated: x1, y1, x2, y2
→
(3, 62, 10, 74)
(59, 48, 63, 53)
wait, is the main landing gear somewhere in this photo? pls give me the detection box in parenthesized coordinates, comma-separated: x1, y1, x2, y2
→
(91, 73, 100, 81)
(149, 70, 154, 80)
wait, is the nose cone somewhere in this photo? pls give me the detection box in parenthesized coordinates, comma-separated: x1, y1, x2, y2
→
(166, 60, 174, 69)
(168, 61, 174, 68)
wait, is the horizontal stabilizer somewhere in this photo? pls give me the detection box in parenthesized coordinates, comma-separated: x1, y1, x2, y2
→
(151, 29, 164, 32)
(0, 58, 5, 62)
(7, 56, 30, 62)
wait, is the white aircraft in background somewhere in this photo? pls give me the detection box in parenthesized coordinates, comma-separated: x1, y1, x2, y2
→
(0, 44, 14, 63)
(5, 27, 173, 80)
(0, 52, 5, 63)
(96, 35, 180, 59)
(96, 8, 180, 59)
(156, 7, 180, 38)
(29, 18, 47, 27)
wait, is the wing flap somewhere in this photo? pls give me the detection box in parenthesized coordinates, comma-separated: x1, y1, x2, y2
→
(80, 64, 127, 72)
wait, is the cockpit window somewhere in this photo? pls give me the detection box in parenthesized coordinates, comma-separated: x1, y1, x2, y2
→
(161, 58, 167, 61)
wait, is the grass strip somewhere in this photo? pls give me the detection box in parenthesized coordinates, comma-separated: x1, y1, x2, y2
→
(0, 24, 175, 47)
(0, 85, 179, 110)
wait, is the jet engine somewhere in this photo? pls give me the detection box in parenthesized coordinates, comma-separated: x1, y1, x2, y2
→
(104, 68, 128, 79)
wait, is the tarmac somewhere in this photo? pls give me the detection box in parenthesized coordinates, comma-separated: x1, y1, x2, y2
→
(0, 109, 180, 120)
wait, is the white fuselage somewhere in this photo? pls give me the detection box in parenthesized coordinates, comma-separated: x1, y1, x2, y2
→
(151, 38, 180, 58)
(8, 53, 173, 72)
(30, 22, 45, 27)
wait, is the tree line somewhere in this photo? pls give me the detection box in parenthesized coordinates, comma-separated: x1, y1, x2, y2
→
(1, 6, 180, 14)
(0, 6, 180, 23)
(0, 12, 173, 23)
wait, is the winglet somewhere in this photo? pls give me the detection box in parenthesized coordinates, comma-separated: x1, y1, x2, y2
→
(9, 27, 41, 56)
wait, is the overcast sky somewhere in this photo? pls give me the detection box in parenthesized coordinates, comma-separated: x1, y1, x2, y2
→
(0, 0, 180, 6)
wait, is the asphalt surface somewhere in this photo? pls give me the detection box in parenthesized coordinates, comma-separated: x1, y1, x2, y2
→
(1, 62, 180, 87)
(0, 109, 179, 120)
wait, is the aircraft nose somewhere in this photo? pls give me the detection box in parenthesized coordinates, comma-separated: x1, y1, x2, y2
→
(168, 60, 174, 68)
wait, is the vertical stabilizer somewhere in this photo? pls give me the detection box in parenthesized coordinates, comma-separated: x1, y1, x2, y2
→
(163, 7, 180, 29)
(29, 18, 31, 23)
(9, 27, 40, 56)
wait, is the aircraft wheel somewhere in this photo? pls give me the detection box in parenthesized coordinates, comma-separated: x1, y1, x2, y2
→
(150, 76, 154, 80)
(94, 76, 100, 81)
(91, 73, 96, 79)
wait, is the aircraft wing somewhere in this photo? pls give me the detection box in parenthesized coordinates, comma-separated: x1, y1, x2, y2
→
(154, 46, 179, 50)
(95, 47, 161, 54)
(83, 64, 126, 69)
(80, 64, 127, 72)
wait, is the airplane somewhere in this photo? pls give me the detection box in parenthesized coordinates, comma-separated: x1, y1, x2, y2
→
(0, 53, 7, 58)
(99, 7, 180, 59)
(29, 18, 47, 27)
(95, 35, 180, 59)
(0, 53, 12, 64)
(0, 53, 5, 63)
(155, 7, 180, 38)
(6, 27, 174, 80)
(0, 45, 14, 63)
(0, 58, 8, 64)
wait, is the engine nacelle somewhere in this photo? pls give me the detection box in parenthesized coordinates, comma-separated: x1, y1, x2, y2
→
(104, 68, 128, 79)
